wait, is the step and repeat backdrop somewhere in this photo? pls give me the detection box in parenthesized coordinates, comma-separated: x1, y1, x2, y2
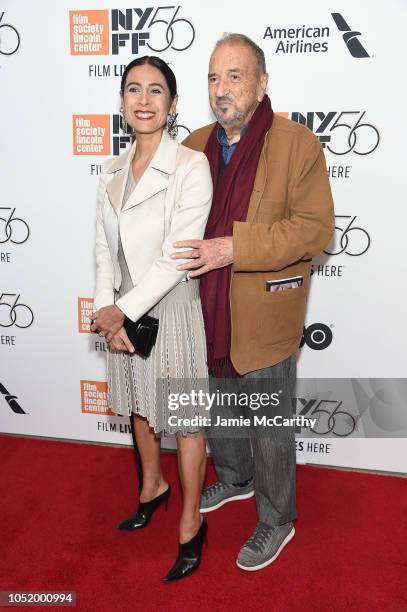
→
(1, 0, 406, 472)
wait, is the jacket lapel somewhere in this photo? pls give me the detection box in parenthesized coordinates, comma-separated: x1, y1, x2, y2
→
(105, 138, 135, 213)
(246, 131, 269, 222)
(105, 170, 127, 213)
(245, 130, 281, 222)
(105, 130, 178, 213)
(121, 166, 169, 212)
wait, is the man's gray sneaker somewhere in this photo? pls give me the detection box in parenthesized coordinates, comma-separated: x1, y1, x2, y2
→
(199, 480, 254, 513)
(236, 521, 295, 571)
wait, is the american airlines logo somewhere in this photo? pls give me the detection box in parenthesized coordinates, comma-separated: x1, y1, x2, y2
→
(263, 12, 370, 58)
(331, 13, 369, 58)
(0, 382, 25, 414)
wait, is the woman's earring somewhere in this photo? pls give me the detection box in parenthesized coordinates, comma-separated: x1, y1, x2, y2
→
(167, 113, 178, 139)
(120, 107, 128, 134)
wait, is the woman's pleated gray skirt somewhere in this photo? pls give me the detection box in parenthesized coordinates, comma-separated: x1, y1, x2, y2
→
(106, 279, 209, 436)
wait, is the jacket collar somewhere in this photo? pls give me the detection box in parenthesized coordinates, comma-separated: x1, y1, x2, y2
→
(105, 130, 178, 212)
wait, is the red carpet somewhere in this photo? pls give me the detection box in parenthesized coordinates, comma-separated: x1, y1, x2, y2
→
(0, 435, 406, 612)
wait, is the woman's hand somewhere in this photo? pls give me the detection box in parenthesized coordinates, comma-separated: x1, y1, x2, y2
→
(91, 305, 125, 341)
(107, 327, 135, 353)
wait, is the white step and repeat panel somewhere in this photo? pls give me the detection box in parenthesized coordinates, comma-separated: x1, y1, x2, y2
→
(1, 0, 406, 472)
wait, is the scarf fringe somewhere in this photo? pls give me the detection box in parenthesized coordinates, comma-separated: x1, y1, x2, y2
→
(206, 343, 239, 378)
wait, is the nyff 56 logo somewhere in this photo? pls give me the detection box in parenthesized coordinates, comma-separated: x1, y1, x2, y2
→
(69, 7, 195, 56)
(277, 111, 380, 156)
(0, 12, 21, 56)
(0, 293, 34, 329)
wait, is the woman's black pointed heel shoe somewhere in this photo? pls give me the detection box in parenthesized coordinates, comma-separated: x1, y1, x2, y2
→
(116, 486, 170, 530)
(163, 518, 208, 582)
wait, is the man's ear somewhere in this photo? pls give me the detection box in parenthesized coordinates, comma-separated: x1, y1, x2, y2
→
(257, 73, 269, 102)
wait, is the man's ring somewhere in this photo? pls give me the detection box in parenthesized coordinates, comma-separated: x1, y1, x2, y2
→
(99, 331, 105, 337)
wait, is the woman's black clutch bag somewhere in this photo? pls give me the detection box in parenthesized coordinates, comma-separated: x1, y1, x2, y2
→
(123, 314, 159, 358)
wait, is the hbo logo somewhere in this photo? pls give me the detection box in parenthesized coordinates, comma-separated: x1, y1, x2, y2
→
(300, 323, 333, 350)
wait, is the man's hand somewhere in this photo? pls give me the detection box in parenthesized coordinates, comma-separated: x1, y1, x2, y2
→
(107, 327, 135, 353)
(171, 237, 233, 278)
(91, 304, 125, 342)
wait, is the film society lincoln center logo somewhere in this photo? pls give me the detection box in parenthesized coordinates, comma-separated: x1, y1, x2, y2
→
(78, 301, 115, 415)
(69, 7, 195, 55)
(81, 380, 114, 415)
(73, 115, 110, 155)
(77, 297, 94, 333)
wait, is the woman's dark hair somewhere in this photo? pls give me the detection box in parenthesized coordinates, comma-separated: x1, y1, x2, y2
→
(120, 56, 177, 99)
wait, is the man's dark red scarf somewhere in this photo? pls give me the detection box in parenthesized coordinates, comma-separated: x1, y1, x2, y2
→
(200, 95, 274, 377)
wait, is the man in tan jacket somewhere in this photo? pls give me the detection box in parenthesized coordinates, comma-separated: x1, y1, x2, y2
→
(172, 33, 334, 571)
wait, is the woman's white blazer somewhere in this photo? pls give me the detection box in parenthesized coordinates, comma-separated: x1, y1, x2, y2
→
(94, 129, 213, 322)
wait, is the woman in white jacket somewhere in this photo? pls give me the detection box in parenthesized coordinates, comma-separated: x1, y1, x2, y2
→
(91, 56, 212, 581)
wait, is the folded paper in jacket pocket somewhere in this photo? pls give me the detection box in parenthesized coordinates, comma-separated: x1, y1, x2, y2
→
(265, 276, 303, 293)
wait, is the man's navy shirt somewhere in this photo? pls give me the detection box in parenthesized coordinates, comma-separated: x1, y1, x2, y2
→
(216, 123, 249, 165)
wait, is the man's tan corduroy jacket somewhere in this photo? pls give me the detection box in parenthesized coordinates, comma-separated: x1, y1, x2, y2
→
(183, 114, 335, 375)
